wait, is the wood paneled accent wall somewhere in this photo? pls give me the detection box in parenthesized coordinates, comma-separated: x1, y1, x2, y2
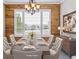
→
(4, 4, 60, 41)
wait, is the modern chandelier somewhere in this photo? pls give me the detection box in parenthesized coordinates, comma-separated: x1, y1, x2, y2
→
(25, 0, 40, 15)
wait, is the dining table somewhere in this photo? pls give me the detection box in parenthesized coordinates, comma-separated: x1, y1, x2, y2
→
(12, 37, 50, 55)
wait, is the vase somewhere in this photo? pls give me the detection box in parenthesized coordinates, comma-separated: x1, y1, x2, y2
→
(30, 39, 33, 45)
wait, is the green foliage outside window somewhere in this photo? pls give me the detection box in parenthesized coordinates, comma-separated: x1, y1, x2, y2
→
(16, 14, 24, 33)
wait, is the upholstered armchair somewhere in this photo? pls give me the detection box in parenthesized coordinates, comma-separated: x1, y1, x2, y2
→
(3, 37, 13, 59)
(36, 35, 54, 47)
(10, 34, 26, 46)
(43, 37, 63, 59)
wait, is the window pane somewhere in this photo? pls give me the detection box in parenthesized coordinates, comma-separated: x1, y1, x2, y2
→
(42, 11, 50, 35)
(24, 12, 41, 35)
(15, 11, 24, 36)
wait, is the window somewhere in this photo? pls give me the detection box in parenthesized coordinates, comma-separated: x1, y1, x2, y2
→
(14, 9, 51, 37)
(14, 11, 24, 37)
(24, 11, 41, 35)
(42, 11, 51, 35)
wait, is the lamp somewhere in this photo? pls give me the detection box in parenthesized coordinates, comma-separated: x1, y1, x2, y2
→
(58, 26, 64, 30)
(25, 0, 40, 15)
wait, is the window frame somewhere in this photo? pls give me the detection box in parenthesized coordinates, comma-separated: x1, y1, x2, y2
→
(14, 9, 51, 37)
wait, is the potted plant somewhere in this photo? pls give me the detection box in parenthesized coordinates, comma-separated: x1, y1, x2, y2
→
(28, 32, 36, 45)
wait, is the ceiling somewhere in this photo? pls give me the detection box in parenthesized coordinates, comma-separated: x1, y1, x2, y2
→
(4, 0, 64, 4)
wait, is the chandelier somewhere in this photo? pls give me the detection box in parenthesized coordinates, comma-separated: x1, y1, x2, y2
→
(25, 0, 40, 15)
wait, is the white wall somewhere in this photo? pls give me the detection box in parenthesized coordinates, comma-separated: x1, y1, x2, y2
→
(60, 0, 76, 38)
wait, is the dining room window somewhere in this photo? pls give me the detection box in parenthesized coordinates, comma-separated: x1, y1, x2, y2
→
(14, 9, 51, 37)
(24, 11, 41, 36)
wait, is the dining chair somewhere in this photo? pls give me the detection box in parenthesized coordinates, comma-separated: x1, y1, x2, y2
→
(3, 37, 13, 59)
(9, 34, 16, 45)
(13, 50, 42, 59)
(35, 38, 49, 51)
(47, 35, 54, 46)
(43, 37, 63, 59)
(4, 37, 12, 46)
(3, 37, 8, 42)
(3, 37, 11, 49)
(10, 34, 26, 46)
(35, 35, 54, 51)
(36, 35, 54, 47)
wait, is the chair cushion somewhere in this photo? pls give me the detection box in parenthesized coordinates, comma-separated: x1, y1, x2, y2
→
(49, 40, 54, 49)
(10, 34, 16, 45)
(16, 42, 26, 45)
(37, 42, 48, 46)
(3, 40, 11, 51)
(5, 49, 11, 55)
(50, 49, 56, 55)
(53, 37, 60, 45)
(51, 45, 57, 50)
(51, 37, 61, 50)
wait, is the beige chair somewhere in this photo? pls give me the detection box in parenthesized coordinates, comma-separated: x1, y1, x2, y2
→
(36, 35, 54, 47)
(13, 50, 42, 59)
(47, 35, 54, 46)
(10, 34, 26, 46)
(3, 37, 8, 42)
(3, 37, 12, 46)
(3, 37, 11, 49)
(43, 37, 63, 59)
(3, 37, 13, 59)
(35, 35, 54, 51)
(9, 34, 16, 45)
